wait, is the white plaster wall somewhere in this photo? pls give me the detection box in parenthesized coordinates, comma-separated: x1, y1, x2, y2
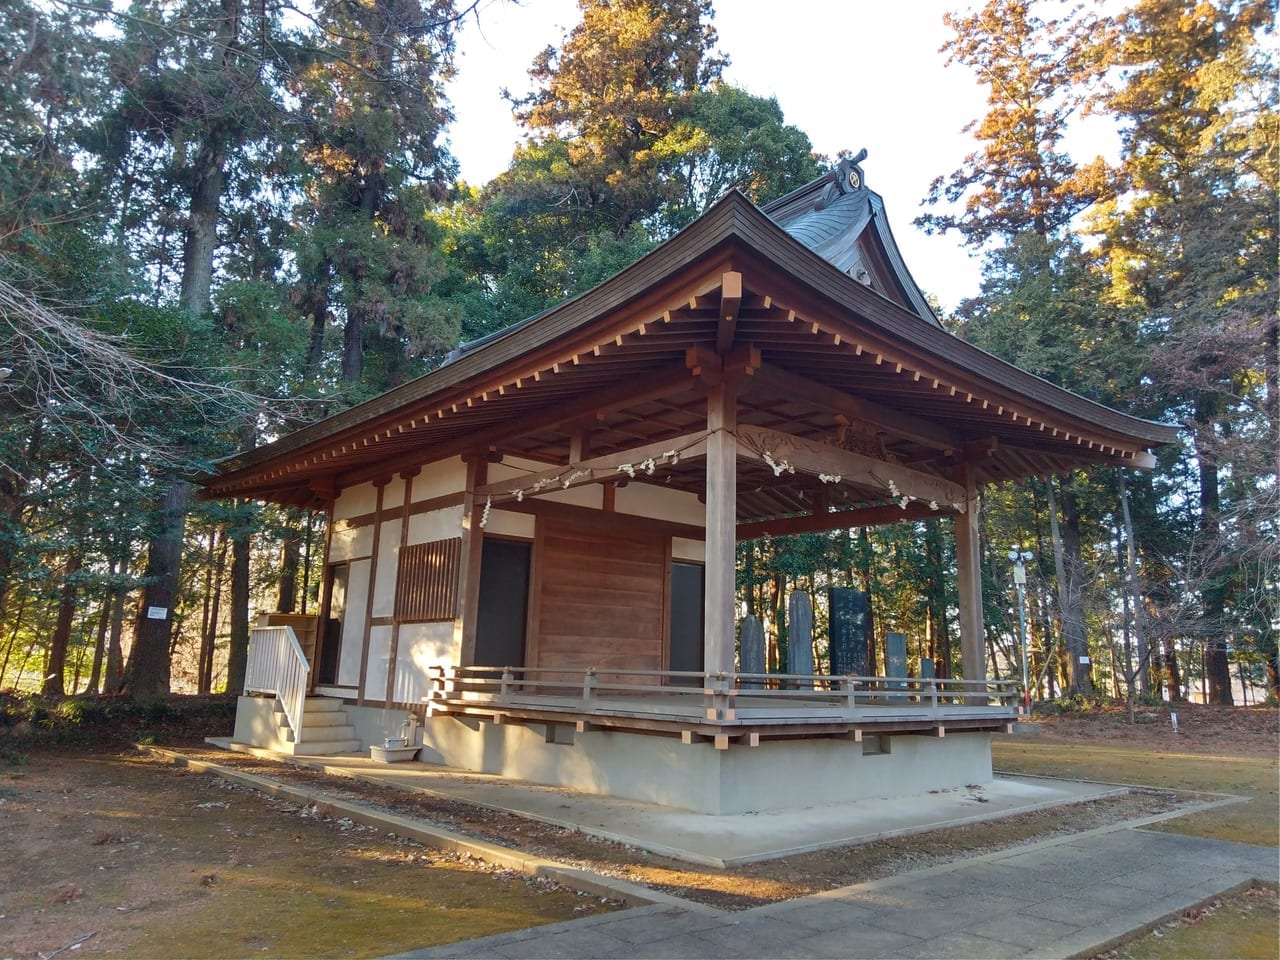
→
(484, 510, 535, 539)
(337, 559, 370, 686)
(489, 456, 546, 478)
(395, 622, 457, 702)
(333, 482, 378, 521)
(487, 458, 601, 509)
(672, 537, 704, 562)
(371, 517, 401, 617)
(380, 477, 406, 511)
(540, 485, 601, 508)
(413, 457, 466, 500)
(329, 524, 372, 562)
(407, 506, 465, 544)
(363, 624, 393, 696)
(616, 483, 705, 526)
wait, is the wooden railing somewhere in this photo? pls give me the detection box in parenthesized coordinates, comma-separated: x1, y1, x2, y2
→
(427, 665, 1019, 726)
(245, 625, 311, 738)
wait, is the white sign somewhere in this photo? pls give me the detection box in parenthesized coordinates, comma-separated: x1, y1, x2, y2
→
(147, 606, 168, 620)
(1078, 655, 1091, 665)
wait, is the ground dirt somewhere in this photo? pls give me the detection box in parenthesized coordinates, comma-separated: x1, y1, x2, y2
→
(1, 703, 1275, 959)
(0, 751, 616, 960)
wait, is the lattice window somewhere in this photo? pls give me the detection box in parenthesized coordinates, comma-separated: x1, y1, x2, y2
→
(395, 538, 461, 622)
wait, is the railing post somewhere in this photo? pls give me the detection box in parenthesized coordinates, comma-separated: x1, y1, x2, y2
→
(501, 667, 514, 702)
(583, 668, 597, 707)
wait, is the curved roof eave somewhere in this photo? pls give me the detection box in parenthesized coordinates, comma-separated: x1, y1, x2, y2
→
(208, 189, 1178, 489)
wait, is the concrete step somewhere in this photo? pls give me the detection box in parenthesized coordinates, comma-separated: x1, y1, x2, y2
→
(304, 697, 345, 713)
(301, 711, 352, 728)
(287, 737, 362, 756)
(300, 723, 356, 741)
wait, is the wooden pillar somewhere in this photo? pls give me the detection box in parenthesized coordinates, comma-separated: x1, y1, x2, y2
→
(954, 466, 985, 682)
(456, 458, 487, 667)
(357, 477, 389, 705)
(704, 381, 737, 676)
(310, 500, 336, 693)
(384, 467, 418, 706)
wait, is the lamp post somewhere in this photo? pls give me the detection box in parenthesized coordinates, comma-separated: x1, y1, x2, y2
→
(1009, 547, 1034, 715)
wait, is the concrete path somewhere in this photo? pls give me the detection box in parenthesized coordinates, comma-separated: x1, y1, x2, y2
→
(388, 827, 1277, 959)
(212, 739, 1124, 866)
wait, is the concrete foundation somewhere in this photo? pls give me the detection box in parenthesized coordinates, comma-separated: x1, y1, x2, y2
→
(234, 697, 994, 815)
(342, 702, 992, 815)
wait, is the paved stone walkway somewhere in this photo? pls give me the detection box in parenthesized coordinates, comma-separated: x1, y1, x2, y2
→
(387, 827, 1277, 959)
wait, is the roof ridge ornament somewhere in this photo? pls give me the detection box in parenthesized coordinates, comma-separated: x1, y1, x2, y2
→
(815, 149, 869, 211)
(840, 148, 869, 192)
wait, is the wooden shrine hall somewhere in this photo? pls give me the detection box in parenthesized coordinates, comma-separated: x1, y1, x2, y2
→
(203, 155, 1176, 815)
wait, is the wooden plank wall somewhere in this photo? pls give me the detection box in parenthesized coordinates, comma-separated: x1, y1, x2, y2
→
(532, 517, 666, 681)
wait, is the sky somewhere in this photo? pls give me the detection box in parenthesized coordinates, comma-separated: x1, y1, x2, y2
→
(443, 0, 1120, 314)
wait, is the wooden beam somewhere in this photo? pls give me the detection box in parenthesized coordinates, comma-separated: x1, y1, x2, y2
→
(715, 271, 743, 353)
(753, 364, 962, 451)
(475, 430, 709, 500)
(737, 499, 949, 540)
(735, 424, 968, 507)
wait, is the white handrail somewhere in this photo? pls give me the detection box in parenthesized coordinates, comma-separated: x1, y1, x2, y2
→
(245, 625, 310, 739)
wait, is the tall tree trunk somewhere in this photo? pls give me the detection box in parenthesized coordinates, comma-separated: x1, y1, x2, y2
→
(1195, 400, 1232, 704)
(769, 573, 788, 674)
(88, 572, 113, 695)
(1164, 635, 1184, 701)
(104, 585, 126, 695)
(1049, 476, 1094, 695)
(1114, 523, 1135, 703)
(179, 136, 226, 315)
(41, 552, 83, 695)
(197, 529, 228, 695)
(303, 261, 332, 374)
(123, 482, 190, 700)
(1117, 470, 1149, 696)
(0, 589, 29, 688)
(924, 522, 952, 677)
(204, 532, 228, 692)
(277, 509, 301, 613)
(342, 307, 364, 383)
(225, 513, 251, 695)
